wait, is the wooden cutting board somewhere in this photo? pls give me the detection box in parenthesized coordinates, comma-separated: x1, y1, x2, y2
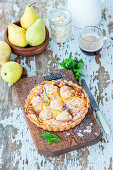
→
(14, 69, 102, 156)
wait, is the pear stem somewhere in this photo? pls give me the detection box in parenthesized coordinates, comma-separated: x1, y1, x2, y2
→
(33, 6, 43, 18)
(0, 15, 10, 24)
(29, 1, 37, 7)
(23, 0, 43, 18)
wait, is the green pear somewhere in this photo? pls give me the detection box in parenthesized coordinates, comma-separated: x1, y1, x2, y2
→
(20, 6, 40, 29)
(1, 61, 22, 83)
(0, 41, 11, 65)
(8, 24, 28, 47)
(26, 18, 46, 46)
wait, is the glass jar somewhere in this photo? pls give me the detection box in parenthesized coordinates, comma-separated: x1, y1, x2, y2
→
(49, 9, 72, 43)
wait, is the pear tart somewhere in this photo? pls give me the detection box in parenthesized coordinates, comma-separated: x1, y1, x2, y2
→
(25, 80, 90, 131)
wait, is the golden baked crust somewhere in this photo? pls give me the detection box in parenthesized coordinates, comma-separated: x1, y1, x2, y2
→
(25, 80, 90, 131)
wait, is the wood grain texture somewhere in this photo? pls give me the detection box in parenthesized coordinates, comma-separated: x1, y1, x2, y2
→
(14, 70, 102, 156)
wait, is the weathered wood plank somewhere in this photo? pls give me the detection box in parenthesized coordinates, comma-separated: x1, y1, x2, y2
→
(0, 0, 113, 169)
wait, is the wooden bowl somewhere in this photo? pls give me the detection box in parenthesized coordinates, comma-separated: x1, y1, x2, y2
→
(4, 20, 49, 57)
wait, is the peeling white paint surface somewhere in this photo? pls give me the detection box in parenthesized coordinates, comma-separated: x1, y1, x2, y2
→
(13, 3, 20, 16)
(0, 9, 2, 14)
(0, 0, 113, 169)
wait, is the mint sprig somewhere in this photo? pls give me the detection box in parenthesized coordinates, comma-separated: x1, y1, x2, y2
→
(40, 132, 61, 144)
(56, 52, 85, 80)
(44, 100, 49, 104)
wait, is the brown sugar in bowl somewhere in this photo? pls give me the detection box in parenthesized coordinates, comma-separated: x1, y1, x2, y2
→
(4, 20, 49, 57)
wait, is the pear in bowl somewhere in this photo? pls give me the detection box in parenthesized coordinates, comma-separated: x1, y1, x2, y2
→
(8, 23, 28, 47)
(20, 6, 40, 29)
(26, 18, 46, 46)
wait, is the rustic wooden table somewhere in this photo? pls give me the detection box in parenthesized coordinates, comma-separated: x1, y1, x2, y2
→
(0, 0, 113, 170)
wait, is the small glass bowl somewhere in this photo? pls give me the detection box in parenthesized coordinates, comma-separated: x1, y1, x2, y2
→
(49, 9, 72, 43)
(79, 26, 105, 55)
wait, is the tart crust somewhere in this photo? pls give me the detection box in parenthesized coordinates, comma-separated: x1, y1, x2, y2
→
(25, 80, 90, 131)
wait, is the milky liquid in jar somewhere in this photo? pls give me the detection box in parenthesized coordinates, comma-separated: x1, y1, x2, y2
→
(79, 33, 104, 55)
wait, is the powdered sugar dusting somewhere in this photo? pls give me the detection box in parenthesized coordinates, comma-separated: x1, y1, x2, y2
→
(77, 132, 83, 137)
(83, 126, 92, 133)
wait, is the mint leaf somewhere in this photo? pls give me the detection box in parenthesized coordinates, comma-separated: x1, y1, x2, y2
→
(77, 62, 83, 69)
(40, 132, 51, 139)
(56, 52, 85, 81)
(56, 61, 67, 69)
(51, 134, 61, 141)
(44, 100, 49, 103)
(48, 138, 53, 144)
(69, 52, 72, 58)
(40, 132, 61, 144)
(78, 59, 84, 64)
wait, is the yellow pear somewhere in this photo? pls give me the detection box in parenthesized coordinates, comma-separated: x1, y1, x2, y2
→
(0, 41, 11, 65)
(8, 24, 28, 47)
(20, 6, 40, 29)
(26, 18, 45, 46)
(1, 61, 22, 83)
